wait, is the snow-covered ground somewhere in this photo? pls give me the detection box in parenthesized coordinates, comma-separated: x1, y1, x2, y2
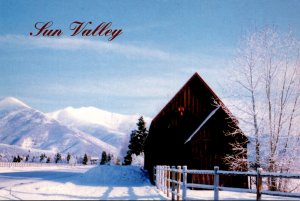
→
(0, 165, 298, 200)
(0, 165, 166, 200)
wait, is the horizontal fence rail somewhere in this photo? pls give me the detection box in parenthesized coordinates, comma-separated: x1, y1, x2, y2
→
(154, 165, 300, 200)
(0, 162, 81, 167)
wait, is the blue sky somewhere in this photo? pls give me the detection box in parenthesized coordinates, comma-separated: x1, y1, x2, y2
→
(1, 0, 300, 117)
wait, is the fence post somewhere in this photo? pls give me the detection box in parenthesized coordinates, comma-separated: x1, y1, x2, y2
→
(160, 166, 163, 191)
(182, 166, 187, 200)
(164, 166, 167, 194)
(153, 166, 156, 186)
(157, 166, 160, 189)
(256, 168, 263, 201)
(171, 166, 175, 201)
(158, 166, 161, 190)
(167, 166, 170, 197)
(163, 166, 166, 192)
(214, 166, 219, 200)
(155, 166, 158, 189)
(177, 166, 182, 201)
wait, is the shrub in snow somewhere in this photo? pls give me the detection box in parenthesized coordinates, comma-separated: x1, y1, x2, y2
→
(131, 153, 144, 168)
(115, 158, 121, 165)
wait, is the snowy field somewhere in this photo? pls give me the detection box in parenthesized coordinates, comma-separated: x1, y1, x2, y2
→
(0, 165, 166, 200)
(0, 165, 299, 200)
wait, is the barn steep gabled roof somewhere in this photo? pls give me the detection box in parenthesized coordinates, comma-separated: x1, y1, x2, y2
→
(151, 72, 239, 125)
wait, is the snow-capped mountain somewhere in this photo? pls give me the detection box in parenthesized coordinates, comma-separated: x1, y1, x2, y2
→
(0, 97, 117, 157)
(47, 107, 152, 156)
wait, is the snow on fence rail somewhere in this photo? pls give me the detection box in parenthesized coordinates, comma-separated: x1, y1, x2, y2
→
(154, 165, 300, 201)
(0, 162, 80, 167)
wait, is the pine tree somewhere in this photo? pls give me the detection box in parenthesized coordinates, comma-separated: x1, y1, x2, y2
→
(15, 155, 22, 163)
(67, 153, 71, 163)
(25, 155, 29, 162)
(40, 153, 46, 162)
(100, 151, 107, 165)
(82, 154, 88, 165)
(13, 156, 17, 162)
(55, 153, 61, 163)
(123, 116, 148, 165)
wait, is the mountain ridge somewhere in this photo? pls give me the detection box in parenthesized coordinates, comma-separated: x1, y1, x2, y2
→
(0, 97, 151, 161)
(0, 97, 118, 158)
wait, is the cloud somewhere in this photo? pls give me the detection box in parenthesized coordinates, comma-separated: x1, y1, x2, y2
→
(0, 34, 191, 62)
(0, 34, 234, 116)
(39, 74, 182, 98)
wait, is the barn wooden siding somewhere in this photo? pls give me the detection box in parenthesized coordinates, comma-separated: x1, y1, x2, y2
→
(144, 72, 248, 188)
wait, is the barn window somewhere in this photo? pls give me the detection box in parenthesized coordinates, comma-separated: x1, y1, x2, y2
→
(178, 106, 185, 116)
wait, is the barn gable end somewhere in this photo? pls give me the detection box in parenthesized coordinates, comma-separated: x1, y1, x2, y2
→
(144, 72, 248, 188)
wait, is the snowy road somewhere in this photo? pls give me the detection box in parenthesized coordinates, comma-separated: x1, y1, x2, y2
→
(0, 165, 166, 200)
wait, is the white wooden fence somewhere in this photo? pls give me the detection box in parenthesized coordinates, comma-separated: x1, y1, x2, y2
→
(154, 165, 300, 200)
(0, 162, 80, 168)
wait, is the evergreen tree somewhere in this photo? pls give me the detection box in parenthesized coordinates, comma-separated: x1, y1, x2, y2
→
(100, 151, 107, 165)
(55, 153, 62, 163)
(14, 155, 22, 163)
(82, 154, 88, 165)
(25, 154, 29, 162)
(13, 156, 17, 162)
(40, 153, 46, 162)
(67, 153, 71, 163)
(123, 116, 148, 165)
(18, 155, 22, 162)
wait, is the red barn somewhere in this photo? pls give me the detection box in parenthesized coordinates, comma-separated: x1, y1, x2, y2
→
(144, 72, 248, 188)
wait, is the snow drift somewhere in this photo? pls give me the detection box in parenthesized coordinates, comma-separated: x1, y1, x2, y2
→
(75, 165, 150, 186)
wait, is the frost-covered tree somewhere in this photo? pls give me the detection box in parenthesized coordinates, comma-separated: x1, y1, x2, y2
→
(107, 154, 112, 165)
(131, 153, 144, 168)
(123, 116, 148, 165)
(226, 26, 300, 191)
